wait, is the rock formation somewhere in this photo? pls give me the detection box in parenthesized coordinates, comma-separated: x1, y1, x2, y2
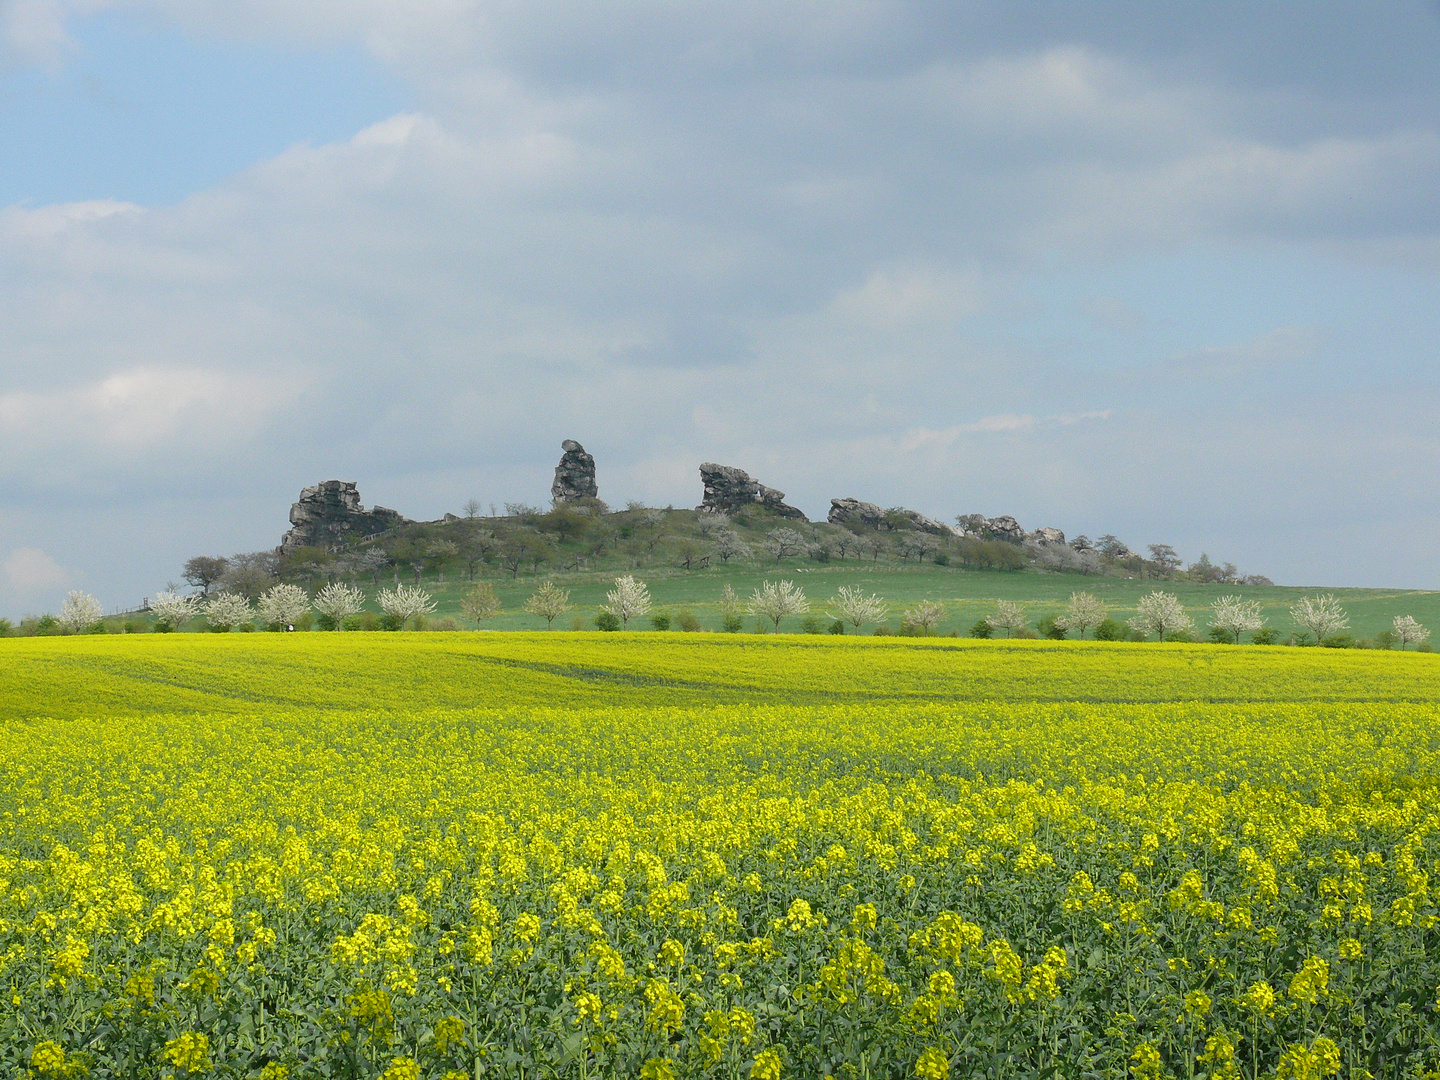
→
(1029, 526, 1066, 546)
(828, 498, 951, 536)
(280, 481, 408, 553)
(697, 463, 807, 520)
(551, 440, 598, 502)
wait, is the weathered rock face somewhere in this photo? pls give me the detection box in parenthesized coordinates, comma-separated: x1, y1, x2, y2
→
(698, 463, 807, 520)
(828, 498, 952, 536)
(984, 516, 1025, 542)
(280, 481, 408, 552)
(551, 439, 598, 502)
(1029, 526, 1066, 546)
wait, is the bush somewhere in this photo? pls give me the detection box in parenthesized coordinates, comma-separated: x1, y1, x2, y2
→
(872, 625, 893, 636)
(1036, 615, 1066, 640)
(122, 621, 141, 634)
(1207, 626, 1232, 644)
(676, 611, 702, 633)
(1252, 626, 1280, 645)
(800, 615, 824, 634)
(35, 614, 59, 636)
(429, 617, 461, 632)
(317, 614, 338, 631)
(1092, 618, 1125, 641)
(153, 621, 175, 634)
(931, 552, 949, 567)
(595, 611, 621, 632)
(1375, 630, 1397, 650)
(650, 613, 672, 631)
(0, 618, 10, 636)
(380, 612, 406, 632)
(569, 614, 589, 631)
(722, 614, 744, 634)
(828, 619, 845, 635)
(970, 619, 994, 639)
(1322, 633, 1356, 649)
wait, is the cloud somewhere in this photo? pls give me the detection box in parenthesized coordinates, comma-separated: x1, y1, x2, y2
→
(2, 546, 67, 594)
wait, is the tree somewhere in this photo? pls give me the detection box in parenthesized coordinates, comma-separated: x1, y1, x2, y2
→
(1393, 614, 1430, 651)
(150, 590, 200, 631)
(712, 531, 750, 564)
(1096, 535, 1130, 558)
(313, 583, 365, 629)
(182, 556, 229, 595)
(377, 584, 436, 629)
(460, 582, 503, 627)
(1129, 591, 1194, 642)
(1208, 595, 1265, 644)
(748, 580, 808, 631)
(463, 498, 482, 519)
(460, 530, 497, 579)
(1146, 544, 1182, 576)
(674, 538, 708, 571)
(828, 585, 887, 632)
(58, 590, 104, 633)
(523, 580, 572, 629)
(763, 528, 807, 563)
(902, 600, 945, 635)
(218, 551, 278, 601)
(1289, 594, 1349, 645)
(204, 593, 254, 632)
(603, 575, 652, 628)
(717, 583, 744, 632)
(257, 584, 311, 629)
(356, 548, 389, 586)
(425, 541, 459, 582)
(1055, 591, 1107, 639)
(985, 600, 1028, 638)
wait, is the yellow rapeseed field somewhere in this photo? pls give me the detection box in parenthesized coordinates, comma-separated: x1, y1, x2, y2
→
(1, 634, 1438, 1079)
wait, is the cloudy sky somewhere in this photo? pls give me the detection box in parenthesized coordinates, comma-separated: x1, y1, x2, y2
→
(3, 1, 1439, 615)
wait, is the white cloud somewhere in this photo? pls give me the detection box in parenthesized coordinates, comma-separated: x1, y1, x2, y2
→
(2, 546, 67, 594)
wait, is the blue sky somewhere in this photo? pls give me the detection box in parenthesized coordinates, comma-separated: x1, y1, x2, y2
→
(2, 2, 1439, 614)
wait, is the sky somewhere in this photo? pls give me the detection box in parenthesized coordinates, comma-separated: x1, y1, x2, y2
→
(3, 1, 1440, 616)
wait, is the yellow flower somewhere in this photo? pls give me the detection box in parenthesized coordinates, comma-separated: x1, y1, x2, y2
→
(915, 1047, 949, 1079)
(29, 1042, 67, 1076)
(750, 1047, 783, 1080)
(1130, 1041, 1163, 1080)
(433, 1015, 465, 1051)
(640, 1058, 677, 1080)
(1275, 1036, 1341, 1080)
(1288, 956, 1330, 1005)
(379, 1058, 420, 1080)
(162, 1032, 211, 1074)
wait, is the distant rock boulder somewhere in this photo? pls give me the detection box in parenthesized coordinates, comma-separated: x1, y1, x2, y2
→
(829, 498, 951, 535)
(698, 463, 807, 520)
(551, 439, 598, 503)
(280, 481, 408, 552)
(1029, 526, 1066, 546)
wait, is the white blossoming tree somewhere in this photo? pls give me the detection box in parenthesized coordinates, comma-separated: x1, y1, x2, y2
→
(204, 593, 254, 632)
(603, 575, 651, 628)
(523, 580, 572, 629)
(313, 583, 365, 630)
(901, 600, 946, 635)
(58, 590, 104, 633)
(1208, 595, 1266, 644)
(1290, 594, 1348, 645)
(1128, 591, 1194, 642)
(748, 580, 808, 632)
(149, 590, 200, 632)
(257, 583, 311, 629)
(1392, 614, 1430, 651)
(377, 584, 436, 629)
(828, 585, 887, 632)
(1055, 591, 1107, 640)
(986, 600, 1028, 638)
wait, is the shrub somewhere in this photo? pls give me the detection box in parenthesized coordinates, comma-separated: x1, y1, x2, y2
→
(1252, 626, 1280, 645)
(970, 619, 994, 639)
(0, 618, 10, 636)
(569, 614, 589, 631)
(429, 616, 461, 632)
(676, 611, 702, 633)
(1092, 618, 1124, 642)
(931, 552, 949, 567)
(872, 624, 893, 636)
(650, 613, 672, 631)
(1036, 614, 1067, 640)
(594, 611, 621, 632)
(827, 619, 845, 635)
(1322, 633, 1356, 649)
(722, 613, 744, 634)
(800, 615, 824, 634)
(1207, 626, 1231, 644)
(380, 613, 406, 632)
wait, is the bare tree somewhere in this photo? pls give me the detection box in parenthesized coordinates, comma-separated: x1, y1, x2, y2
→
(902, 600, 945, 635)
(378, 584, 436, 628)
(460, 582, 503, 627)
(763, 528, 807, 563)
(182, 556, 229, 596)
(828, 585, 887, 632)
(357, 548, 389, 586)
(1289, 594, 1349, 645)
(603, 575, 652, 628)
(58, 590, 104, 633)
(985, 600, 1028, 638)
(712, 531, 750, 564)
(1209, 595, 1265, 644)
(1129, 591, 1194, 642)
(1393, 614, 1430, 651)
(748, 579, 809, 631)
(1055, 591, 1107, 639)
(313, 583, 365, 629)
(218, 550, 278, 601)
(523, 580, 572, 629)
(463, 498, 483, 519)
(674, 538, 708, 571)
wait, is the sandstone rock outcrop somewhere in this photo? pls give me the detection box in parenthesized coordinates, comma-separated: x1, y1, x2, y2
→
(551, 439, 598, 502)
(828, 498, 951, 535)
(280, 481, 408, 552)
(697, 463, 807, 520)
(1029, 526, 1066, 546)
